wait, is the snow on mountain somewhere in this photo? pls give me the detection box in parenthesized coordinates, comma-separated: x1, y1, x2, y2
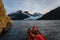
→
(23, 11, 32, 17)
(24, 13, 43, 20)
(8, 10, 43, 20)
(8, 10, 30, 20)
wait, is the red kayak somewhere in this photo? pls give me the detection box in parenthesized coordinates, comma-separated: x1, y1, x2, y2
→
(26, 25, 46, 40)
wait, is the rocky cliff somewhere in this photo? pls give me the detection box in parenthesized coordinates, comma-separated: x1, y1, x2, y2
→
(0, 0, 12, 34)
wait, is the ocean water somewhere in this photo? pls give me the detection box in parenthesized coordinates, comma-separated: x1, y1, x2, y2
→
(0, 20, 60, 40)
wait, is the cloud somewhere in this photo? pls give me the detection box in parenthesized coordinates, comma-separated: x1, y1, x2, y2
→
(2, 0, 60, 14)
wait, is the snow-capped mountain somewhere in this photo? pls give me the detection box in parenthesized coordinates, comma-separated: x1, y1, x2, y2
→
(24, 13, 43, 20)
(33, 13, 42, 16)
(23, 11, 32, 16)
(8, 10, 43, 20)
(8, 10, 31, 20)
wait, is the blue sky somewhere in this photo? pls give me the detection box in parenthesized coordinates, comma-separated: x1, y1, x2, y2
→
(2, 0, 60, 14)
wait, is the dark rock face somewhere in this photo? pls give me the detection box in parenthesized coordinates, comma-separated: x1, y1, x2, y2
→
(38, 7, 60, 20)
(8, 10, 30, 20)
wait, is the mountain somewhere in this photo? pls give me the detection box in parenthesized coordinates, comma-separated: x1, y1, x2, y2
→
(23, 11, 33, 16)
(8, 10, 43, 20)
(37, 7, 60, 20)
(24, 13, 43, 20)
(33, 13, 42, 17)
(8, 10, 30, 20)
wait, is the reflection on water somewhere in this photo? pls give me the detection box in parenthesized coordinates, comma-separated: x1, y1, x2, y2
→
(0, 20, 60, 40)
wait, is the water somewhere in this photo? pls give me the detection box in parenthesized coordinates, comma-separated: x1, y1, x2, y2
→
(0, 20, 60, 40)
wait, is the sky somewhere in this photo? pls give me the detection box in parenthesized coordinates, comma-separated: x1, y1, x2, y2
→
(2, 0, 60, 14)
